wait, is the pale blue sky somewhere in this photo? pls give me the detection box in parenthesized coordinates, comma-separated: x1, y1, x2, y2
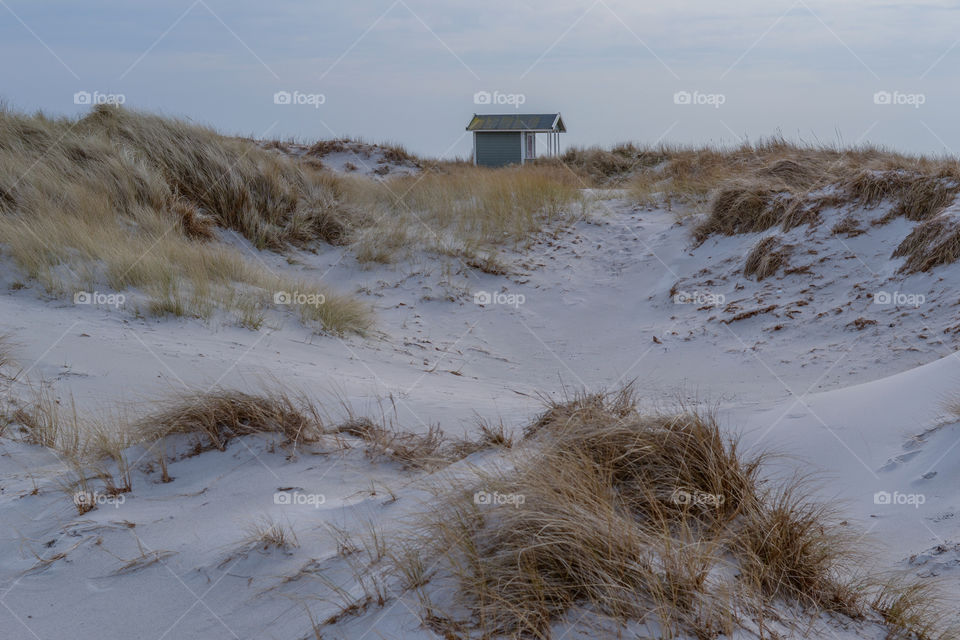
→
(2, 1, 958, 158)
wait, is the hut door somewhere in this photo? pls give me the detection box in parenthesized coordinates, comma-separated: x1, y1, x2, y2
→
(525, 132, 536, 160)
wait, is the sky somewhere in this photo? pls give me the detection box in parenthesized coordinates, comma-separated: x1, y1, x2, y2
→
(1, 0, 959, 159)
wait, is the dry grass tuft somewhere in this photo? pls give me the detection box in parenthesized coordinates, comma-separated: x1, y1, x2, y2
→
(756, 157, 823, 188)
(842, 170, 960, 222)
(551, 144, 663, 185)
(380, 143, 415, 164)
(169, 197, 216, 241)
(524, 385, 636, 439)
(137, 389, 322, 450)
(743, 235, 793, 281)
(871, 577, 960, 640)
(345, 164, 581, 266)
(328, 398, 516, 471)
(307, 138, 349, 157)
(892, 208, 960, 273)
(336, 417, 513, 470)
(6, 384, 143, 514)
(831, 214, 865, 237)
(526, 393, 763, 527)
(693, 182, 813, 243)
(5, 382, 348, 518)
(244, 516, 300, 551)
(889, 174, 960, 221)
(10, 384, 82, 454)
(842, 169, 916, 209)
(404, 387, 951, 638)
(473, 418, 514, 449)
(277, 280, 373, 336)
(736, 481, 861, 612)
(622, 140, 955, 212)
(0, 333, 12, 369)
(0, 335, 13, 436)
(336, 420, 450, 470)
(0, 105, 370, 333)
(562, 139, 960, 273)
(83, 105, 356, 249)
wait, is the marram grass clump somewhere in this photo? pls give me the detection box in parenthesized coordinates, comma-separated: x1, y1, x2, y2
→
(400, 387, 958, 639)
